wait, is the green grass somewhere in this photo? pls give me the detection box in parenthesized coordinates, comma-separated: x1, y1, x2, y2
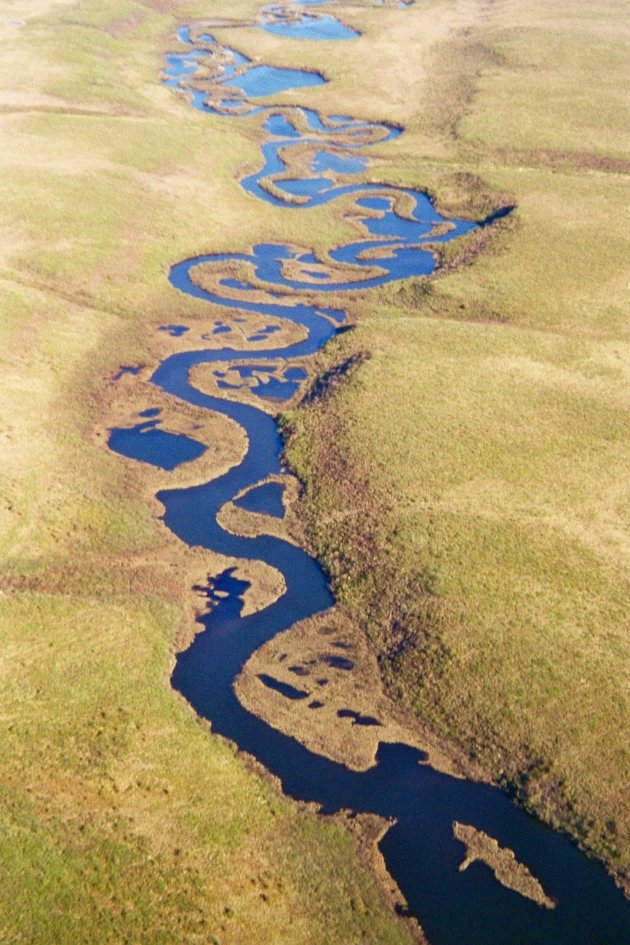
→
(458, 14, 630, 159)
(282, 0, 630, 889)
(0, 1, 421, 941)
(2, 0, 628, 936)
(0, 592, 413, 945)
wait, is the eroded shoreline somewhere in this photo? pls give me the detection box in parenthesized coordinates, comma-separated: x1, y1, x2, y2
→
(106, 3, 630, 944)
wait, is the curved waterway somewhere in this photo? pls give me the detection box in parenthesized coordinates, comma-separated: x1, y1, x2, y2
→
(109, 2, 630, 942)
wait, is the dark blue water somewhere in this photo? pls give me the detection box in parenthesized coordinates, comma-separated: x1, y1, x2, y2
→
(159, 323, 189, 336)
(212, 362, 308, 401)
(234, 481, 286, 518)
(337, 708, 382, 726)
(108, 2, 630, 942)
(258, 672, 309, 699)
(108, 418, 206, 470)
(112, 365, 141, 381)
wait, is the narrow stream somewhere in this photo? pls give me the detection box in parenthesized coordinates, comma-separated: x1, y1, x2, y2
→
(109, 2, 630, 942)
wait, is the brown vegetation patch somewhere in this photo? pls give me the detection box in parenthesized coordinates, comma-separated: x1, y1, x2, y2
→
(494, 147, 630, 176)
(453, 821, 556, 909)
(236, 607, 463, 776)
(217, 474, 307, 548)
(300, 350, 369, 406)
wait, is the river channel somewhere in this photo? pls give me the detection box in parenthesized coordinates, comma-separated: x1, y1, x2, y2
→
(108, 2, 630, 942)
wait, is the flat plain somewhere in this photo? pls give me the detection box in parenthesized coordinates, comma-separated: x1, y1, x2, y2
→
(284, 0, 630, 891)
(0, 0, 628, 942)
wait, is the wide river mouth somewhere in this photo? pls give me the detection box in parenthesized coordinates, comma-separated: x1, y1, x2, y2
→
(108, 2, 630, 942)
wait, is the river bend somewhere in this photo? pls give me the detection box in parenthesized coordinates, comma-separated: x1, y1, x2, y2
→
(108, 2, 630, 943)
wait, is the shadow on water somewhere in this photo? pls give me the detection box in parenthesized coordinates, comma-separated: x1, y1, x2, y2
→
(109, 1, 630, 942)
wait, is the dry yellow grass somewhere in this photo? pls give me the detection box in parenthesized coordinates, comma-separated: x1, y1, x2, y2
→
(0, 1, 429, 942)
(453, 821, 555, 909)
(283, 0, 630, 890)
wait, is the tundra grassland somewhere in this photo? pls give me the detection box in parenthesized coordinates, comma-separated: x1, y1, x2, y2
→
(0, 0, 429, 942)
(282, 0, 630, 890)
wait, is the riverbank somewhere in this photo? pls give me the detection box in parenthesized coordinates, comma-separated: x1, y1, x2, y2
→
(1, 0, 628, 941)
(102, 2, 629, 939)
(0, 1, 424, 942)
(283, 0, 630, 892)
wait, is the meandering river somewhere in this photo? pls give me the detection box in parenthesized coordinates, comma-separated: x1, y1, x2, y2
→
(109, 2, 630, 942)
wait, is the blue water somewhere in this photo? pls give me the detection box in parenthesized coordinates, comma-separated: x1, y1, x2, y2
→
(212, 362, 308, 401)
(337, 708, 382, 726)
(112, 365, 141, 381)
(227, 64, 325, 97)
(248, 324, 281, 340)
(312, 149, 367, 174)
(258, 672, 309, 699)
(265, 112, 301, 137)
(159, 324, 189, 336)
(261, 12, 360, 41)
(234, 481, 286, 518)
(105, 3, 630, 943)
(108, 419, 206, 471)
